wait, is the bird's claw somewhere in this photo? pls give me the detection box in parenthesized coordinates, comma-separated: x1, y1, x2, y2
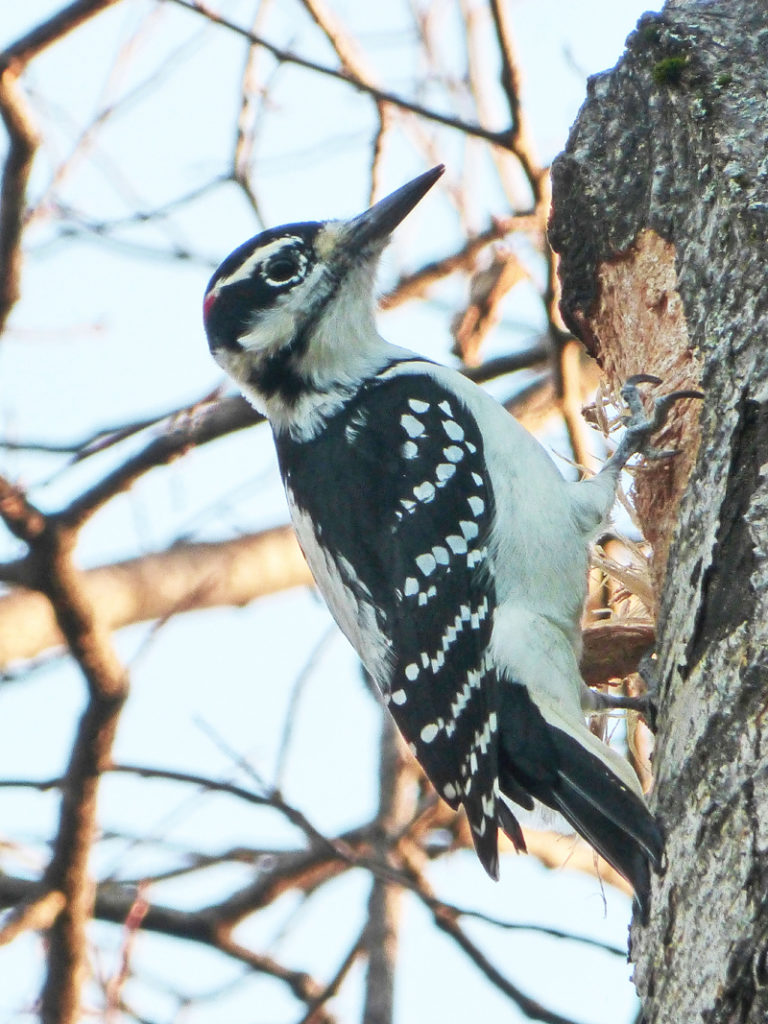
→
(608, 376, 703, 473)
(582, 684, 657, 727)
(635, 651, 661, 732)
(643, 445, 681, 462)
(582, 649, 660, 730)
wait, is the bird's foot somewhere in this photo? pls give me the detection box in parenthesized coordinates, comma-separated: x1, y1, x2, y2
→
(605, 374, 703, 474)
(634, 650, 661, 733)
(587, 686, 655, 718)
(581, 654, 659, 731)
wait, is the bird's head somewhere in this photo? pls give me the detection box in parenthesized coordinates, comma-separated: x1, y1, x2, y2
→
(203, 165, 444, 436)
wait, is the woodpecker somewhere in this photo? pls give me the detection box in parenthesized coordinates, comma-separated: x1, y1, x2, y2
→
(203, 165, 692, 917)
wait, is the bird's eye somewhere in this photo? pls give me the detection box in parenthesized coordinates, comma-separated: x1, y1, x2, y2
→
(263, 250, 306, 286)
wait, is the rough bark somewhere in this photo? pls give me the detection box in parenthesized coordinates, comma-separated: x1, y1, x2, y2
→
(549, 2, 768, 1021)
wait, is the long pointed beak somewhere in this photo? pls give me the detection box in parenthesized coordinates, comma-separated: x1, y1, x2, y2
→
(344, 165, 444, 251)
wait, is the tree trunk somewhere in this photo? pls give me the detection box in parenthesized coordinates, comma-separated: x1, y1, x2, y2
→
(549, 1, 768, 1021)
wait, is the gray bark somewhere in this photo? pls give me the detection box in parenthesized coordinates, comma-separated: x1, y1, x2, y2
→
(549, 1, 768, 1021)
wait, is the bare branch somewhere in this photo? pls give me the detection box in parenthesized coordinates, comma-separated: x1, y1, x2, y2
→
(296, 0, 396, 204)
(57, 395, 262, 528)
(378, 214, 538, 311)
(452, 248, 527, 365)
(109, 762, 348, 859)
(0, 475, 46, 544)
(0, 0, 127, 336)
(0, 0, 124, 70)
(104, 884, 149, 1017)
(0, 389, 243, 463)
(167, 0, 520, 151)
(0, 889, 66, 947)
(0, 527, 310, 668)
(487, 0, 543, 200)
(556, 338, 593, 469)
(208, 933, 335, 1018)
(273, 626, 338, 787)
(415, 895, 626, 957)
(0, 854, 362, 1019)
(406, 867, 588, 1024)
(0, 69, 39, 335)
(231, 1, 276, 221)
(0, 478, 130, 1023)
(362, 716, 417, 1024)
(293, 934, 364, 1024)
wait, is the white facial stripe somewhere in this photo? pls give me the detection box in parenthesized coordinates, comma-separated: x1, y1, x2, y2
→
(214, 235, 307, 292)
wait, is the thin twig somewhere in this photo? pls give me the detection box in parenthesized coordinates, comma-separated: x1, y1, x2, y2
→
(273, 625, 338, 788)
(293, 933, 364, 1024)
(378, 213, 537, 310)
(407, 869, 591, 1024)
(487, 0, 543, 200)
(104, 883, 150, 1020)
(296, 0, 395, 205)
(108, 762, 351, 860)
(232, 0, 275, 222)
(167, 0, 520, 151)
(214, 933, 334, 1019)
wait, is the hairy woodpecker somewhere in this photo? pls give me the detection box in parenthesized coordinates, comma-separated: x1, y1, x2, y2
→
(203, 165, 690, 917)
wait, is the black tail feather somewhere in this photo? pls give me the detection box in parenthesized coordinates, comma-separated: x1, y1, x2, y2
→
(551, 729, 664, 872)
(498, 683, 663, 918)
(551, 777, 655, 921)
(497, 797, 527, 853)
(465, 804, 500, 881)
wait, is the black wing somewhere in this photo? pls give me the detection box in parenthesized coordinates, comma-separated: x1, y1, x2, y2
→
(276, 368, 504, 876)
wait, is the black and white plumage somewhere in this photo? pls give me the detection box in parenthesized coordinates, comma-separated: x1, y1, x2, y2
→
(203, 165, 670, 916)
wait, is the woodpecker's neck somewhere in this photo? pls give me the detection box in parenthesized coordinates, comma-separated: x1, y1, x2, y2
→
(248, 343, 409, 441)
(230, 316, 413, 442)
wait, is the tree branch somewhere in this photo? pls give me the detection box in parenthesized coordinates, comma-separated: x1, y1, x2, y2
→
(406, 866, 588, 1024)
(167, 0, 520, 152)
(362, 715, 416, 1024)
(0, 69, 39, 335)
(0, 889, 66, 947)
(57, 396, 263, 528)
(378, 214, 537, 310)
(0, 0, 126, 336)
(0, 527, 310, 668)
(0, 478, 129, 1024)
(0, 0, 124, 70)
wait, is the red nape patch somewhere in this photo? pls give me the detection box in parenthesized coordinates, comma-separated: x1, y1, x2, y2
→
(203, 290, 217, 322)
